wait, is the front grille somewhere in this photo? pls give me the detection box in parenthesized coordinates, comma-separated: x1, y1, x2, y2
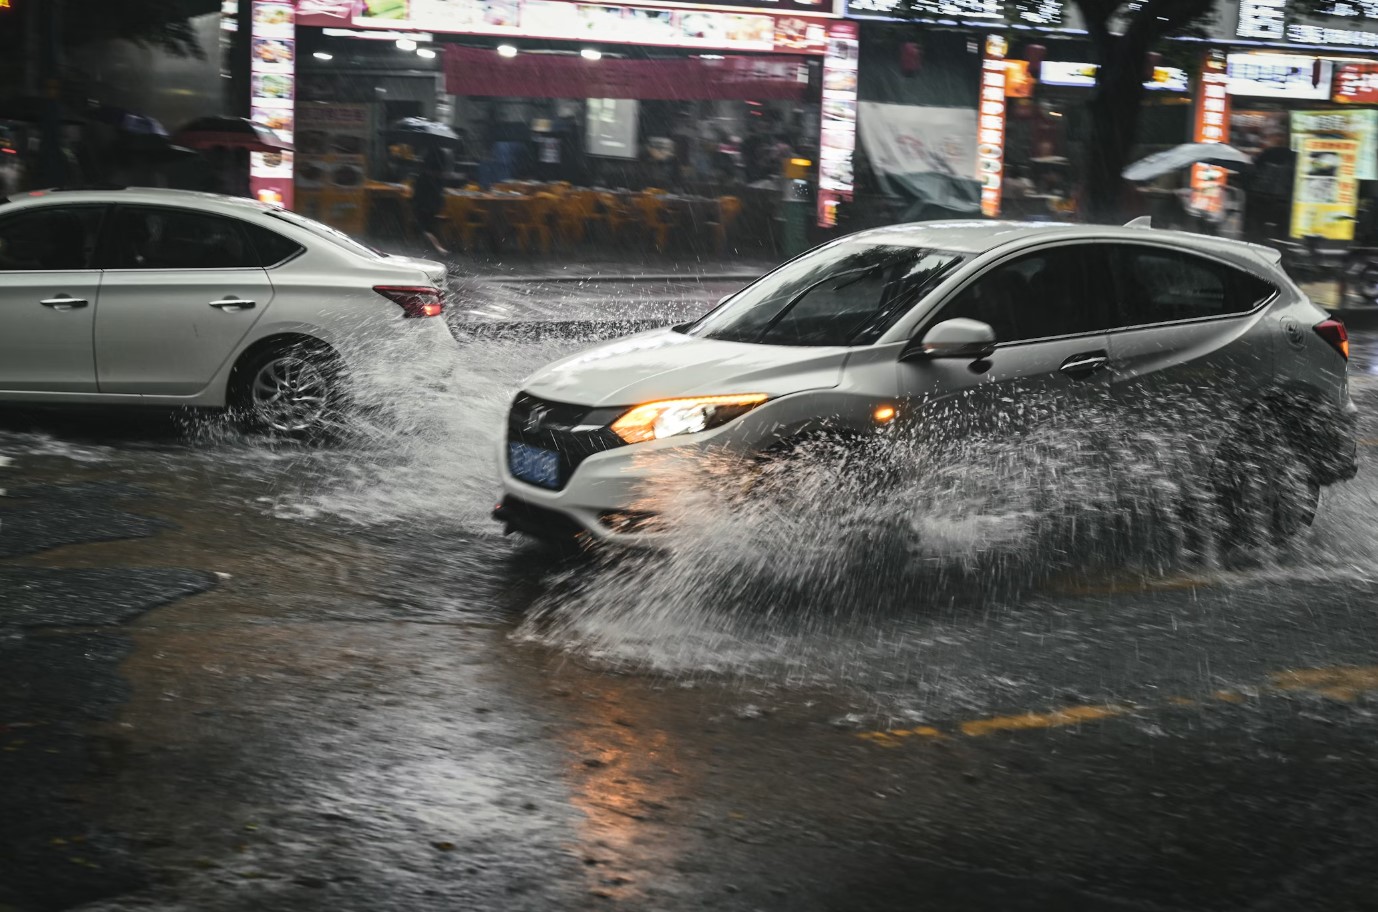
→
(507, 392, 625, 490)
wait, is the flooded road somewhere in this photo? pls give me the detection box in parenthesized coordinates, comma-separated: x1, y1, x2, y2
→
(3, 278, 1378, 911)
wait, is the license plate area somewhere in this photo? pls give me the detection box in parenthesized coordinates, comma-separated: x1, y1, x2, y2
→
(508, 442, 561, 489)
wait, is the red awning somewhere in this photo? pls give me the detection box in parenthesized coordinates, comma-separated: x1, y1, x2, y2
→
(445, 46, 810, 101)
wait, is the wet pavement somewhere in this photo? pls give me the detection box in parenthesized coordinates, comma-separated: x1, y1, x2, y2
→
(3, 276, 1378, 911)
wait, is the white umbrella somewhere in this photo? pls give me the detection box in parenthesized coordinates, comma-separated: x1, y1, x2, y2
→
(1122, 143, 1252, 181)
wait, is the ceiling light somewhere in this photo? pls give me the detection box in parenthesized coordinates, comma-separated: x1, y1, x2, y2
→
(498, 44, 518, 58)
(312, 51, 333, 60)
(396, 37, 417, 51)
(417, 47, 436, 58)
(581, 48, 602, 61)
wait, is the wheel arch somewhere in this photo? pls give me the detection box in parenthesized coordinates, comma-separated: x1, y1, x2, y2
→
(227, 333, 340, 408)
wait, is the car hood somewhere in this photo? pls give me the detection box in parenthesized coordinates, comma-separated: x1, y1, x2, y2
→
(521, 328, 848, 407)
(384, 253, 448, 289)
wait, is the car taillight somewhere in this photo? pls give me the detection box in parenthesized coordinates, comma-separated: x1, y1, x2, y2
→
(1314, 318, 1349, 361)
(374, 285, 444, 318)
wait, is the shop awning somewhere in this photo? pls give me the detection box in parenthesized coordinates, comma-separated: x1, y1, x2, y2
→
(444, 47, 810, 101)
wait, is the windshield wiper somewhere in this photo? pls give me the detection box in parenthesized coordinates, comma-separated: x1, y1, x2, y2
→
(752, 264, 880, 344)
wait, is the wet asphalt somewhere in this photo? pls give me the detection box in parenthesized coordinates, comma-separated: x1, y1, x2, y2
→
(3, 279, 1378, 912)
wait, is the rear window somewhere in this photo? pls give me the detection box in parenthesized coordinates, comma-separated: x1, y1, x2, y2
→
(684, 241, 966, 347)
(242, 223, 305, 267)
(1114, 246, 1276, 325)
(267, 210, 381, 260)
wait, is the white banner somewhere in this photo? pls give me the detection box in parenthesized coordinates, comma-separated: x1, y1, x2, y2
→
(857, 102, 977, 179)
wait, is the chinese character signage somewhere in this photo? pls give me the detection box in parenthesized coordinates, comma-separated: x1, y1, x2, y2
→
(249, 1, 295, 209)
(1292, 108, 1378, 180)
(1189, 54, 1230, 219)
(976, 35, 1006, 219)
(1291, 136, 1360, 240)
(817, 20, 858, 228)
(1334, 62, 1378, 102)
(843, 0, 1064, 26)
(1235, 0, 1287, 39)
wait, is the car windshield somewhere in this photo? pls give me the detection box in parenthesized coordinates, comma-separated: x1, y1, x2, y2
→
(267, 209, 382, 259)
(681, 241, 966, 346)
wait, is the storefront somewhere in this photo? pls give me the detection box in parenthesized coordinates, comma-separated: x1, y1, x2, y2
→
(240, 0, 839, 251)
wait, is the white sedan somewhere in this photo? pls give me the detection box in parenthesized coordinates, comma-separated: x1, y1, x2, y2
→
(0, 187, 453, 432)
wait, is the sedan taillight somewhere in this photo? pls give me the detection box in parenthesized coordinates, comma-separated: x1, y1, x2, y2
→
(1314, 318, 1349, 361)
(374, 285, 444, 318)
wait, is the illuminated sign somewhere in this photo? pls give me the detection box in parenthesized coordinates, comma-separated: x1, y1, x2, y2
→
(1291, 136, 1359, 240)
(817, 20, 858, 228)
(1039, 61, 1188, 92)
(1226, 53, 1332, 99)
(1286, 23, 1378, 45)
(1189, 54, 1231, 219)
(249, 1, 295, 208)
(843, 0, 1064, 24)
(978, 34, 1006, 219)
(1236, 0, 1286, 39)
(1334, 62, 1378, 102)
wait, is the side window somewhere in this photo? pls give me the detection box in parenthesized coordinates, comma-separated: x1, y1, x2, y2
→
(1116, 247, 1275, 325)
(241, 223, 305, 268)
(0, 206, 105, 271)
(109, 207, 258, 270)
(938, 246, 1112, 343)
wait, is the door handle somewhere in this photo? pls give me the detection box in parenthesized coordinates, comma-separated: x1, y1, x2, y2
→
(1059, 351, 1110, 379)
(210, 298, 256, 310)
(40, 297, 88, 310)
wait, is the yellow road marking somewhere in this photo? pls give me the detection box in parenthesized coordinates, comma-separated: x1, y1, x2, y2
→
(858, 665, 1378, 747)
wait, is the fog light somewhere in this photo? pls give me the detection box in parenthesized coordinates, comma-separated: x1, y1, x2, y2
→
(873, 403, 897, 425)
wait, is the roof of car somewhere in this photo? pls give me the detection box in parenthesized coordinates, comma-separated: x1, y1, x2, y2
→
(1, 186, 279, 216)
(851, 220, 1281, 265)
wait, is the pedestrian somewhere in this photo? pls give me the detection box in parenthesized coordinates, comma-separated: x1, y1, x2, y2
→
(411, 145, 449, 257)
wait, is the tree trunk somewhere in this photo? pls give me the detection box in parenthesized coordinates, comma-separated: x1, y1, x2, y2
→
(1082, 38, 1149, 224)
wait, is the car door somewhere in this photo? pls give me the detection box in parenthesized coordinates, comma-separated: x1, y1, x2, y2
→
(94, 206, 274, 395)
(1104, 243, 1278, 433)
(0, 204, 107, 393)
(897, 243, 1115, 433)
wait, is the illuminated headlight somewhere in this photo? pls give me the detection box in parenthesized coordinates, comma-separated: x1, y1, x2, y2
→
(609, 394, 768, 444)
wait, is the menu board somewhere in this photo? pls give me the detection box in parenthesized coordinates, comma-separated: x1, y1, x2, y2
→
(353, 0, 828, 52)
(817, 21, 858, 228)
(249, 0, 295, 209)
(296, 103, 371, 233)
(1235, 0, 1286, 39)
(1292, 108, 1378, 180)
(1291, 136, 1359, 241)
(977, 34, 1006, 219)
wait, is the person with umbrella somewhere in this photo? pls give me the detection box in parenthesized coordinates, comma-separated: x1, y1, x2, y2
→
(411, 144, 449, 257)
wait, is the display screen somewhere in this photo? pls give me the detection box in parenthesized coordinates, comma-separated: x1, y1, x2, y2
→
(586, 98, 639, 159)
(1039, 61, 1188, 92)
(1226, 53, 1333, 99)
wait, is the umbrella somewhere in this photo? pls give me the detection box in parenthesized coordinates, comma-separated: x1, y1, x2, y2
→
(1123, 142, 1251, 181)
(91, 106, 167, 137)
(385, 116, 460, 146)
(172, 116, 291, 153)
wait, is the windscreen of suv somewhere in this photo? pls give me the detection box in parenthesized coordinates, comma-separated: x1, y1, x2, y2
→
(682, 242, 966, 346)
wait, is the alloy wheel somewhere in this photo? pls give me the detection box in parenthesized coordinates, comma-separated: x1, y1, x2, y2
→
(249, 354, 331, 433)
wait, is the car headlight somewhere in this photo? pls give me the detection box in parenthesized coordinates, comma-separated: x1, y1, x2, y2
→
(609, 394, 769, 444)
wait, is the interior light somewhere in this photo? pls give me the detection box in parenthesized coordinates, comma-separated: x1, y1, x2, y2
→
(417, 47, 436, 58)
(312, 51, 333, 60)
(498, 44, 518, 57)
(873, 404, 898, 424)
(396, 37, 417, 51)
(581, 48, 602, 61)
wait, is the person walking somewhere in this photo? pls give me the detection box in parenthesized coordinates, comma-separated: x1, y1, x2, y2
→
(411, 145, 449, 257)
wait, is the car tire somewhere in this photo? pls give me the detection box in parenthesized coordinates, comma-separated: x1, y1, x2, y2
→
(231, 341, 343, 437)
(1212, 428, 1319, 553)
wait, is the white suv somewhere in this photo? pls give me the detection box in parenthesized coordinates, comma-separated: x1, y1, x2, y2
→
(496, 221, 1358, 544)
(0, 187, 453, 431)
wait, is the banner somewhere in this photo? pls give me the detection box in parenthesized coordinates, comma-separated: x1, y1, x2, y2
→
(1291, 136, 1360, 241)
(857, 102, 979, 217)
(1189, 52, 1230, 219)
(817, 20, 858, 228)
(249, 0, 295, 209)
(445, 47, 810, 99)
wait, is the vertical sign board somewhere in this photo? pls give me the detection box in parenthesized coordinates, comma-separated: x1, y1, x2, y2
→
(1291, 136, 1360, 240)
(249, 1, 295, 209)
(1189, 53, 1230, 219)
(296, 103, 371, 235)
(978, 34, 1007, 218)
(818, 21, 859, 228)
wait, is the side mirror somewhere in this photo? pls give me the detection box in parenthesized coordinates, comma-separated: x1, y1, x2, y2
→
(908, 318, 997, 360)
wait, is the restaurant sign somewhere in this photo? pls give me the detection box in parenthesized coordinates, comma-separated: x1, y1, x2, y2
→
(249, 1, 295, 209)
(1291, 136, 1360, 240)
